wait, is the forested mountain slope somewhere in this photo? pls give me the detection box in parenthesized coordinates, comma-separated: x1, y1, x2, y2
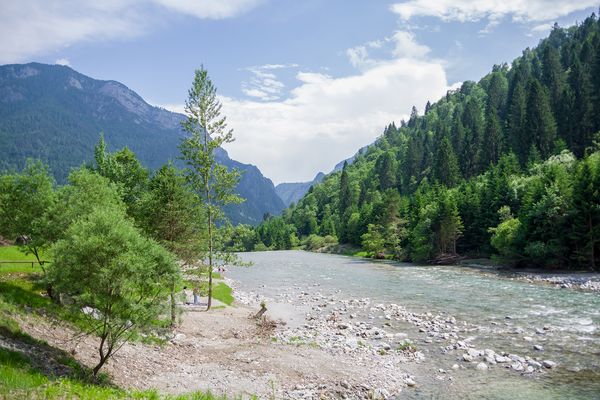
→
(0, 63, 284, 225)
(255, 15, 600, 270)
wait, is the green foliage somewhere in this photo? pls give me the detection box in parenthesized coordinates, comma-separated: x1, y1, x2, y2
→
(212, 282, 234, 306)
(94, 135, 149, 216)
(361, 224, 386, 257)
(253, 15, 600, 269)
(303, 234, 338, 251)
(178, 66, 243, 310)
(49, 207, 180, 376)
(490, 215, 523, 260)
(0, 159, 55, 265)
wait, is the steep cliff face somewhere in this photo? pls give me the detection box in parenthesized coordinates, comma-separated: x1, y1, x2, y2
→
(0, 62, 285, 225)
(275, 172, 325, 207)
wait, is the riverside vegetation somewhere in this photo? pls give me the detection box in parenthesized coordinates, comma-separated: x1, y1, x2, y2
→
(0, 67, 244, 396)
(238, 15, 600, 271)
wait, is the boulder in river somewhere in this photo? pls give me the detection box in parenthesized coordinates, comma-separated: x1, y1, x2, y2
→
(476, 362, 488, 371)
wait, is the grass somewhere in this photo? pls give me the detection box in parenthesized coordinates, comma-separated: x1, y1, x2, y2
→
(212, 282, 234, 306)
(0, 345, 251, 399)
(0, 245, 46, 274)
(397, 342, 418, 353)
(183, 277, 234, 306)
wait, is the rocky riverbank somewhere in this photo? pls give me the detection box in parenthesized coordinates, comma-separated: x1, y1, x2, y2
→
(230, 277, 560, 399)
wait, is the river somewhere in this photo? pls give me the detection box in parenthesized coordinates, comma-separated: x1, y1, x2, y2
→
(228, 250, 600, 399)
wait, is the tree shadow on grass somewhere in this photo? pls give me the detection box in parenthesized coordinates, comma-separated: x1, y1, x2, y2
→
(0, 279, 114, 388)
(0, 324, 113, 387)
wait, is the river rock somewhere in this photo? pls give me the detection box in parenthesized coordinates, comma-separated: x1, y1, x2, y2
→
(529, 360, 542, 368)
(379, 342, 391, 350)
(495, 355, 511, 363)
(543, 360, 557, 369)
(373, 388, 390, 399)
(404, 378, 416, 387)
(345, 338, 359, 350)
(533, 344, 544, 351)
(509, 354, 526, 363)
(484, 356, 497, 364)
(511, 362, 524, 371)
(467, 348, 482, 358)
(463, 353, 474, 362)
(476, 362, 488, 371)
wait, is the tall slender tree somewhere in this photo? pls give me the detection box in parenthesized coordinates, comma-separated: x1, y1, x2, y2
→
(525, 79, 557, 158)
(434, 136, 460, 187)
(179, 67, 242, 311)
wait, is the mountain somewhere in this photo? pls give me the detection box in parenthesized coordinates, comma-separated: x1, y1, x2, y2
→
(275, 145, 368, 206)
(275, 172, 325, 207)
(0, 62, 285, 225)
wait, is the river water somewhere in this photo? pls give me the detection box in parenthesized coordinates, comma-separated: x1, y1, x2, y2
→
(228, 251, 600, 399)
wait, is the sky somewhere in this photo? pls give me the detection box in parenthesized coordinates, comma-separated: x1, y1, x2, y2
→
(1, 1, 598, 184)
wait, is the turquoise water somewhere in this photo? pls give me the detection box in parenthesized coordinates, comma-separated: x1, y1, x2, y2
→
(229, 251, 600, 399)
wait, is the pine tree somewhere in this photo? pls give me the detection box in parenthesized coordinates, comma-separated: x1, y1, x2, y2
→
(541, 45, 566, 133)
(483, 106, 504, 166)
(507, 82, 529, 163)
(461, 98, 484, 177)
(339, 161, 351, 214)
(524, 79, 557, 158)
(179, 67, 242, 311)
(375, 151, 397, 190)
(568, 60, 595, 156)
(434, 136, 460, 187)
(571, 160, 600, 270)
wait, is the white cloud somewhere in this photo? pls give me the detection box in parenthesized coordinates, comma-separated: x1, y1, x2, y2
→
(391, 31, 430, 59)
(391, 0, 597, 24)
(346, 30, 430, 69)
(241, 64, 296, 101)
(531, 23, 553, 32)
(162, 54, 452, 184)
(0, 0, 262, 64)
(346, 46, 371, 68)
(152, 0, 262, 19)
(55, 58, 71, 67)
(218, 57, 452, 184)
(160, 31, 449, 184)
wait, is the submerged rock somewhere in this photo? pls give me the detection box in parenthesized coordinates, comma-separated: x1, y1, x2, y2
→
(476, 362, 488, 371)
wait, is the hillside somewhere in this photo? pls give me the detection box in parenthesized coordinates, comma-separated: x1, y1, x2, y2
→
(275, 172, 325, 207)
(255, 15, 600, 270)
(0, 63, 284, 225)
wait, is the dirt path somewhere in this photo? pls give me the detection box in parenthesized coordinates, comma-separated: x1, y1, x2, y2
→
(8, 300, 424, 399)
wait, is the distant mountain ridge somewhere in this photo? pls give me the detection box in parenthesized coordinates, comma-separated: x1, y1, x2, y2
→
(0, 62, 285, 225)
(275, 145, 366, 207)
(275, 172, 325, 207)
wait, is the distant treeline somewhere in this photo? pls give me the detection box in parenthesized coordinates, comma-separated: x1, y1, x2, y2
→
(230, 14, 600, 270)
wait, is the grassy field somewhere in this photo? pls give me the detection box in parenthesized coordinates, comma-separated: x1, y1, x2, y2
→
(212, 282, 234, 306)
(0, 245, 46, 274)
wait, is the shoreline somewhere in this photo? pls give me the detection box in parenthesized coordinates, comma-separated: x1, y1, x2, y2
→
(281, 248, 600, 293)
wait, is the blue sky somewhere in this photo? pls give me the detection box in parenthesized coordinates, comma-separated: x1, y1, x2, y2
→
(1, 1, 597, 183)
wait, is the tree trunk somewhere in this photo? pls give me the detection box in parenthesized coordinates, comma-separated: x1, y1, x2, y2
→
(170, 280, 177, 327)
(205, 131, 214, 312)
(589, 214, 596, 270)
(93, 335, 111, 380)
